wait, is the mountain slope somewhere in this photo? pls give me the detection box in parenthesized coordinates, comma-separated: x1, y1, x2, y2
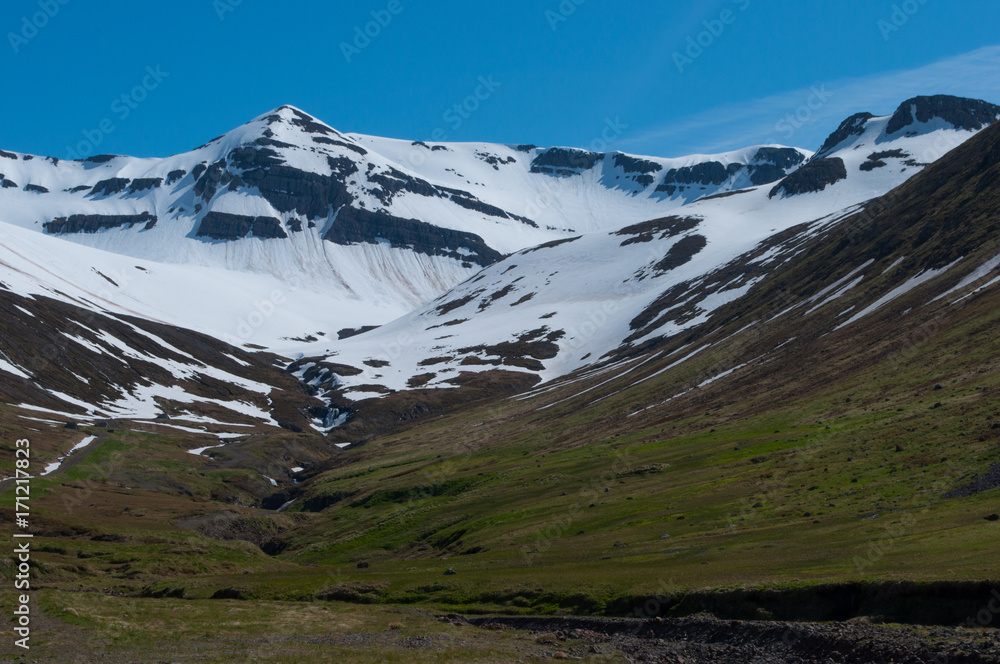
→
(238, 101, 1000, 616)
(314, 96, 1000, 399)
(533, 113, 1000, 424)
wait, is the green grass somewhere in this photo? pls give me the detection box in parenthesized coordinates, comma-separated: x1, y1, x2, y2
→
(1, 252, 999, 644)
(1, 590, 607, 663)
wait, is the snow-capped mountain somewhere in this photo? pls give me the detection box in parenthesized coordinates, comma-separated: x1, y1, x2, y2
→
(310, 95, 1000, 399)
(0, 105, 808, 348)
(0, 94, 998, 431)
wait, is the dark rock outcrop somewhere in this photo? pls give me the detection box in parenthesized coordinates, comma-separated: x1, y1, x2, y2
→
(769, 158, 847, 198)
(228, 146, 283, 171)
(249, 216, 289, 239)
(520, 236, 581, 255)
(814, 113, 875, 158)
(311, 135, 368, 155)
(193, 159, 229, 201)
(449, 192, 515, 220)
(369, 167, 440, 205)
(654, 149, 805, 196)
(338, 326, 380, 340)
(226, 173, 245, 192)
(530, 148, 603, 176)
(80, 154, 120, 164)
(44, 212, 158, 234)
(89, 178, 132, 197)
(240, 157, 357, 220)
(325, 206, 502, 267)
(752, 147, 806, 170)
(747, 147, 806, 185)
(195, 211, 288, 241)
(24, 184, 48, 194)
(476, 151, 516, 169)
(746, 163, 787, 186)
(944, 461, 1000, 498)
(656, 162, 742, 196)
(860, 149, 909, 172)
(612, 154, 663, 188)
(886, 95, 1000, 136)
(612, 154, 663, 174)
(252, 137, 296, 150)
(654, 234, 708, 272)
(615, 216, 701, 246)
(128, 178, 163, 194)
(285, 106, 335, 136)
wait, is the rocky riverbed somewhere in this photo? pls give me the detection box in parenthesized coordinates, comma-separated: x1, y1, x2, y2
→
(452, 613, 1000, 663)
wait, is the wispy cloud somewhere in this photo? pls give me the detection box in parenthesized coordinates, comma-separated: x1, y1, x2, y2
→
(621, 45, 1000, 157)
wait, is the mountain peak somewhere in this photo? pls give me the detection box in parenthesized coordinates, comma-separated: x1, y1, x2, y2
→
(247, 104, 344, 138)
(885, 94, 1000, 136)
(813, 112, 875, 158)
(813, 95, 1000, 159)
(188, 104, 352, 159)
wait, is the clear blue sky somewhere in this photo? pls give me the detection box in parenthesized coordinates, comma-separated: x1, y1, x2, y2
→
(3, 0, 1000, 160)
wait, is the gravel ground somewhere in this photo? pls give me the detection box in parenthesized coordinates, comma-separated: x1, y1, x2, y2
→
(456, 613, 1000, 663)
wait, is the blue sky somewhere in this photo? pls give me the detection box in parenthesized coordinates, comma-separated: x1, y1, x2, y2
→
(2, 0, 1000, 159)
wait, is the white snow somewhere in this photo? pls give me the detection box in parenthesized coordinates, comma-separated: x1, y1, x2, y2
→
(805, 275, 866, 315)
(836, 259, 963, 330)
(188, 443, 228, 457)
(40, 435, 97, 476)
(932, 252, 1000, 303)
(18, 416, 63, 425)
(951, 274, 1000, 304)
(0, 355, 30, 379)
